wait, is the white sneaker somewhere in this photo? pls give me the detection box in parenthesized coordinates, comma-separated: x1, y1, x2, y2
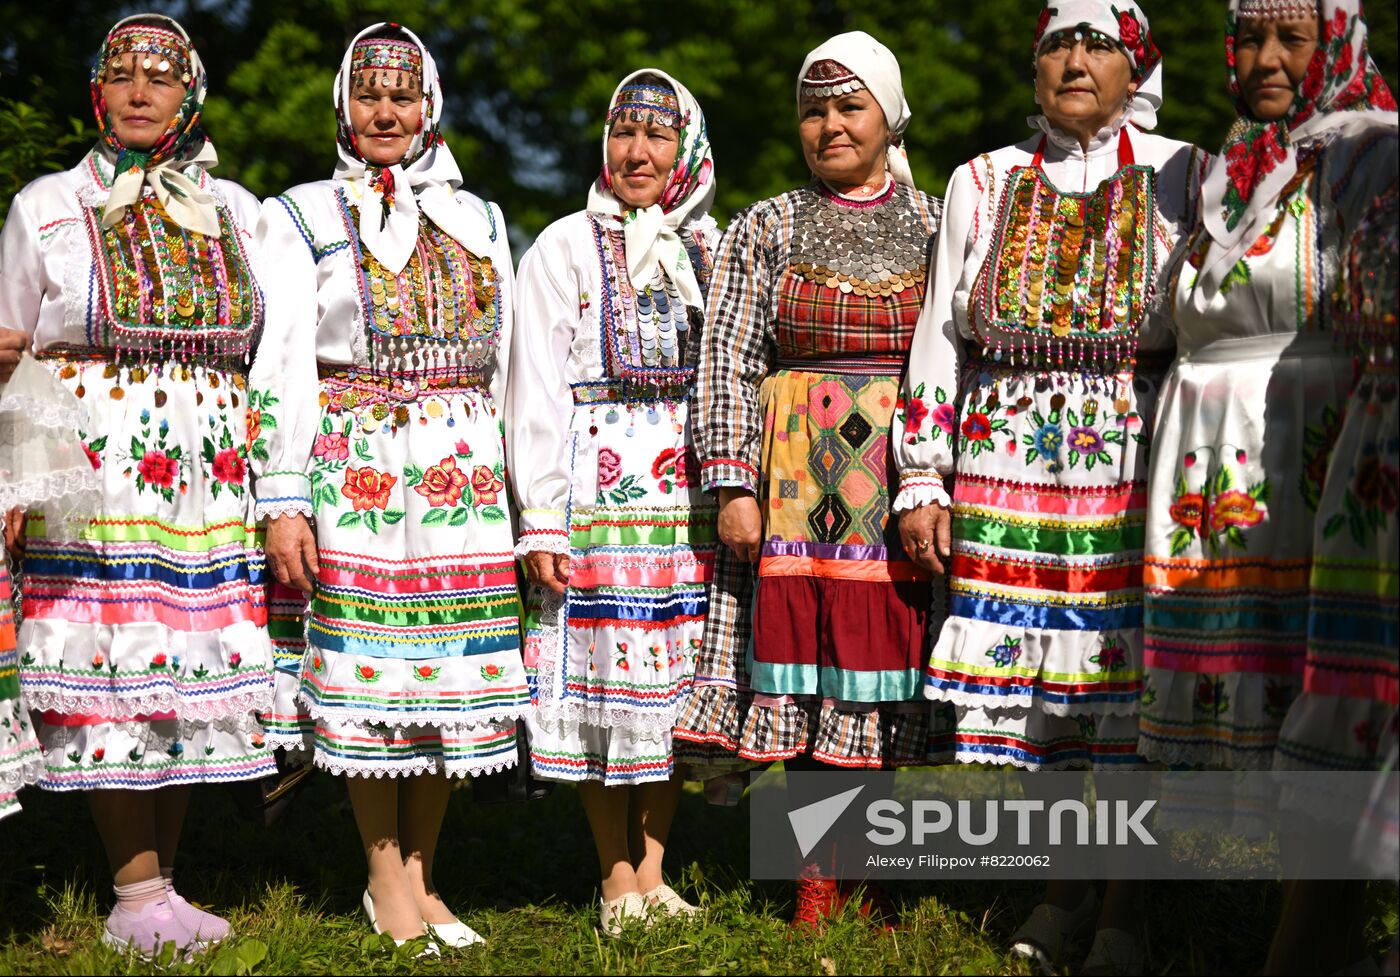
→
(644, 884, 700, 919)
(599, 892, 649, 938)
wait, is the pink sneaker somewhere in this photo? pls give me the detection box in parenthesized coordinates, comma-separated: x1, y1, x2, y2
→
(166, 890, 231, 944)
(101, 899, 198, 960)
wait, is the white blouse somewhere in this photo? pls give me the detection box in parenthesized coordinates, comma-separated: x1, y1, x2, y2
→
(0, 152, 260, 348)
(507, 209, 719, 553)
(891, 117, 1204, 509)
(247, 179, 514, 519)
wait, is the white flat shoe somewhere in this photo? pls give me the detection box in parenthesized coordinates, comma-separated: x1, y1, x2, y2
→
(426, 918, 486, 949)
(361, 890, 439, 957)
(599, 892, 649, 938)
(643, 884, 700, 919)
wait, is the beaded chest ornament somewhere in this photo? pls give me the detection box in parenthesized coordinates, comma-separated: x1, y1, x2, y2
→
(971, 130, 1155, 381)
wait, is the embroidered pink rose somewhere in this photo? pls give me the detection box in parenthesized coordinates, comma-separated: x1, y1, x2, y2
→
(313, 433, 350, 461)
(932, 403, 956, 436)
(597, 447, 623, 488)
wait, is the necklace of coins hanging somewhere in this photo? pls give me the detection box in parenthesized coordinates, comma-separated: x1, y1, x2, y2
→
(788, 181, 928, 299)
(593, 216, 712, 385)
(342, 194, 500, 381)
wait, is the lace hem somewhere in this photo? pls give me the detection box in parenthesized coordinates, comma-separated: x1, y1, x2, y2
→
(0, 390, 89, 433)
(310, 754, 516, 779)
(892, 477, 951, 514)
(0, 749, 44, 791)
(531, 696, 676, 739)
(21, 685, 274, 723)
(0, 469, 100, 522)
(515, 533, 570, 557)
(256, 500, 314, 521)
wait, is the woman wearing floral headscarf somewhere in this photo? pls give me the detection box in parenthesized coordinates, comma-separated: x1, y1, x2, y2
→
(510, 69, 718, 937)
(1138, 0, 1397, 773)
(672, 31, 942, 930)
(0, 13, 273, 957)
(891, 1, 1203, 967)
(250, 23, 525, 947)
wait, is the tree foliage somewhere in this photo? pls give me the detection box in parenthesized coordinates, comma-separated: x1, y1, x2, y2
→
(1, 0, 1396, 247)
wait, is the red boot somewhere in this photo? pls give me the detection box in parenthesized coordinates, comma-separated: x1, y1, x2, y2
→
(790, 876, 843, 933)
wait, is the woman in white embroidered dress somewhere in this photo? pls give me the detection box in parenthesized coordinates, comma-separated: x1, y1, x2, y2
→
(251, 24, 526, 947)
(892, 1, 1202, 969)
(0, 14, 273, 957)
(509, 69, 717, 937)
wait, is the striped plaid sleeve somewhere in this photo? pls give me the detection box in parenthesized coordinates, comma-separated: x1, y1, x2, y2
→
(694, 198, 784, 494)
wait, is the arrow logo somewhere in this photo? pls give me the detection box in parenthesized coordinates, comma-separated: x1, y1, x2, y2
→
(787, 785, 865, 858)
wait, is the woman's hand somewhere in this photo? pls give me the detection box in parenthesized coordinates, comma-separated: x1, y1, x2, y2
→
(265, 513, 320, 594)
(3, 507, 24, 556)
(523, 551, 571, 594)
(718, 487, 763, 563)
(0, 328, 29, 383)
(898, 502, 952, 575)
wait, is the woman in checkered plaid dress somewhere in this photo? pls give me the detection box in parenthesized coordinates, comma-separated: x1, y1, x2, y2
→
(672, 32, 941, 926)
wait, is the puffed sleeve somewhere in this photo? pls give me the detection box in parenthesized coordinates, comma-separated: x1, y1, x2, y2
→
(694, 203, 776, 493)
(248, 192, 322, 520)
(891, 161, 982, 511)
(507, 227, 578, 556)
(0, 191, 43, 337)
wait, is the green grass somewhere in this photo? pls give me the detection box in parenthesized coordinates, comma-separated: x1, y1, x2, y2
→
(0, 774, 1395, 975)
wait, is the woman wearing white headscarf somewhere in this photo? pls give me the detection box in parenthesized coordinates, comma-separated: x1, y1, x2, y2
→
(509, 68, 718, 937)
(0, 12, 275, 957)
(890, 1, 1203, 967)
(250, 23, 526, 947)
(671, 31, 941, 930)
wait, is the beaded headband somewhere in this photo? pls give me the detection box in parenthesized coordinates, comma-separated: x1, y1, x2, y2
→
(102, 23, 192, 85)
(608, 82, 681, 127)
(1237, 0, 1318, 19)
(350, 36, 423, 87)
(800, 59, 866, 98)
(1039, 26, 1119, 51)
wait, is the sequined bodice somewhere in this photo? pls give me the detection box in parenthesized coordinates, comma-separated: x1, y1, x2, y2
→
(84, 194, 261, 364)
(970, 162, 1155, 369)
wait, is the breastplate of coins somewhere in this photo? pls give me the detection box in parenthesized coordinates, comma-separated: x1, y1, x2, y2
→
(788, 183, 928, 299)
(85, 196, 261, 366)
(347, 200, 500, 380)
(593, 216, 711, 384)
(973, 163, 1155, 361)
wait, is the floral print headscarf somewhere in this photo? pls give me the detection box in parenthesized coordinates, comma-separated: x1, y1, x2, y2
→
(1196, 0, 1397, 301)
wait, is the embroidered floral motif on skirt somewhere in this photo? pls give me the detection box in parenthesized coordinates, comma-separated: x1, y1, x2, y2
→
(525, 383, 716, 785)
(926, 358, 1157, 770)
(297, 370, 527, 778)
(20, 357, 276, 789)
